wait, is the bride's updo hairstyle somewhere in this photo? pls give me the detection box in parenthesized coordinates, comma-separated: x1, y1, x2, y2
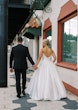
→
(43, 39, 49, 46)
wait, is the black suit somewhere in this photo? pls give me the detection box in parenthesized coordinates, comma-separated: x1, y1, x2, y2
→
(10, 44, 35, 95)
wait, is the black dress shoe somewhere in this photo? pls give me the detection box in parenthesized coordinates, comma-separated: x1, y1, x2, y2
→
(17, 94, 21, 98)
(22, 91, 26, 96)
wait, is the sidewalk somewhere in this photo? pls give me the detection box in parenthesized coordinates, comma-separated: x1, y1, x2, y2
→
(0, 70, 78, 110)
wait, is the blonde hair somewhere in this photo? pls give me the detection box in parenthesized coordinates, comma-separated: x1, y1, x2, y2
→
(43, 39, 49, 45)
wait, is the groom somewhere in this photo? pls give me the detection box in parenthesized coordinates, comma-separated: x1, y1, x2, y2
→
(10, 36, 35, 98)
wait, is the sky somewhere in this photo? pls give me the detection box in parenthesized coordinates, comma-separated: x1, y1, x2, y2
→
(64, 16, 78, 37)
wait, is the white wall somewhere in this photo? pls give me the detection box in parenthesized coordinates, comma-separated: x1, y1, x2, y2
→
(26, 39, 34, 68)
(57, 66, 78, 88)
(27, 0, 78, 88)
(33, 37, 39, 62)
(50, 0, 78, 89)
(37, 0, 78, 89)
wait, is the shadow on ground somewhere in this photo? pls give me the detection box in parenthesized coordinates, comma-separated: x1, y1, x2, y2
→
(13, 94, 37, 110)
(62, 98, 78, 109)
(11, 70, 78, 110)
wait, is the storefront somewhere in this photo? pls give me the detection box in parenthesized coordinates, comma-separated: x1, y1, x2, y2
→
(28, 0, 78, 96)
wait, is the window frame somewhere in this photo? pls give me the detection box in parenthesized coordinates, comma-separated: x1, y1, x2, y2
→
(43, 18, 52, 39)
(43, 26, 52, 39)
(57, 11, 77, 71)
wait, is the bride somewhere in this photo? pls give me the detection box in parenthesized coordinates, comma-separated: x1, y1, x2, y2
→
(26, 39, 66, 101)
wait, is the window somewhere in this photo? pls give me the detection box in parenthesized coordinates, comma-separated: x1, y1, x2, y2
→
(62, 16, 77, 64)
(46, 29, 52, 48)
(43, 18, 52, 48)
(57, 0, 77, 70)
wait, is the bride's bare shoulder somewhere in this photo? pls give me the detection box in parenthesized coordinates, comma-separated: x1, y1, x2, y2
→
(39, 48, 44, 55)
(40, 48, 44, 52)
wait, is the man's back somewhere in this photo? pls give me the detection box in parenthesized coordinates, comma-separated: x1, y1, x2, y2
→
(10, 44, 34, 69)
(9, 37, 35, 98)
(12, 44, 27, 69)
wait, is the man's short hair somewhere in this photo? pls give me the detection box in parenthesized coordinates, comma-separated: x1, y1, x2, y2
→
(18, 37, 23, 42)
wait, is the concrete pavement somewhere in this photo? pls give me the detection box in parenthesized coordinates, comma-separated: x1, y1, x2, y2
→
(0, 70, 78, 110)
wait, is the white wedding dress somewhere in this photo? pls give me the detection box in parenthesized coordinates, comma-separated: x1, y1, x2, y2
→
(26, 54, 66, 101)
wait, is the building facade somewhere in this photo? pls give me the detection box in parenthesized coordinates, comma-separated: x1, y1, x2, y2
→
(27, 0, 78, 96)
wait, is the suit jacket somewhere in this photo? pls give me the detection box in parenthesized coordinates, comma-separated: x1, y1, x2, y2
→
(10, 44, 35, 69)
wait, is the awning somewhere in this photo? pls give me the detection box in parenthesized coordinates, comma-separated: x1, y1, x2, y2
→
(23, 17, 42, 39)
(31, 0, 51, 10)
(24, 27, 41, 39)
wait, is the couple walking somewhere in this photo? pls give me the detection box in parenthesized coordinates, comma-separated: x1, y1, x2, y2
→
(10, 36, 66, 100)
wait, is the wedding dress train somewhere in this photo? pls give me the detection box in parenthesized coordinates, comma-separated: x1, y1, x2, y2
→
(26, 54, 66, 101)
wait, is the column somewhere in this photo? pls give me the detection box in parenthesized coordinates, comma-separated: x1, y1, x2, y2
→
(0, 0, 8, 87)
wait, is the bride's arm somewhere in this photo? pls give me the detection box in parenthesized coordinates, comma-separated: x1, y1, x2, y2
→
(52, 50, 56, 63)
(35, 49, 43, 67)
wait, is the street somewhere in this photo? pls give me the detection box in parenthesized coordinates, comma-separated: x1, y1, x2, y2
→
(0, 70, 78, 110)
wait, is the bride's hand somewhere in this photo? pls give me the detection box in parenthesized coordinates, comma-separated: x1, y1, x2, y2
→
(32, 65, 38, 70)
